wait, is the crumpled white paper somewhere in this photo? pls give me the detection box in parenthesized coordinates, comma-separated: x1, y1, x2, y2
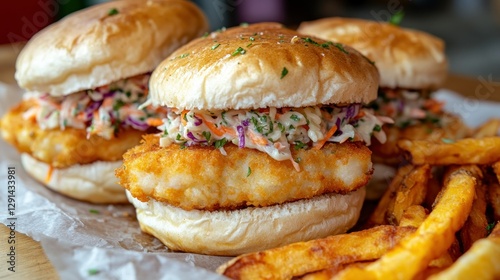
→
(0, 82, 229, 279)
(0, 81, 499, 279)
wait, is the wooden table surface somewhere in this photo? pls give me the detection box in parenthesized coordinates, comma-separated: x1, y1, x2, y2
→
(0, 42, 499, 279)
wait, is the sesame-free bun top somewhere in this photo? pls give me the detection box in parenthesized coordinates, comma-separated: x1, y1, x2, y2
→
(15, 0, 208, 96)
(298, 18, 447, 89)
(150, 23, 379, 110)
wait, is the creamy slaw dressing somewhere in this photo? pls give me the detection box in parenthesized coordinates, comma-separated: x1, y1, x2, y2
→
(157, 105, 391, 171)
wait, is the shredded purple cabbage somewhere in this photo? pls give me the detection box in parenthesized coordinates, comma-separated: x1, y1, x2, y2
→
(237, 125, 245, 148)
(124, 116, 148, 130)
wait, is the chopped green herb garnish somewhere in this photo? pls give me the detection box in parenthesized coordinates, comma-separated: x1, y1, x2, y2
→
(176, 134, 182, 141)
(246, 43, 253, 47)
(294, 141, 307, 150)
(89, 209, 100, 214)
(389, 11, 405, 26)
(202, 131, 211, 142)
(441, 138, 455, 144)
(180, 142, 187, 149)
(221, 111, 229, 125)
(333, 43, 349, 54)
(281, 67, 288, 79)
(183, 113, 188, 122)
(487, 222, 496, 234)
(303, 37, 319, 46)
(88, 269, 100, 276)
(277, 122, 285, 132)
(247, 167, 252, 177)
(290, 114, 300, 122)
(211, 43, 220, 50)
(249, 36, 255, 41)
(373, 125, 382, 132)
(179, 53, 189, 58)
(214, 138, 228, 149)
(107, 8, 119, 16)
(113, 99, 125, 111)
(289, 124, 295, 130)
(231, 47, 246, 56)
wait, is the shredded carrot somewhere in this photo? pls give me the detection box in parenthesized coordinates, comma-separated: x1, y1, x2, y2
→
(146, 118, 164, 127)
(313, 124, 337, 150)
(424, 99, 444, 114)
(354, 110, 366, 119)
(198, 114, 225, 137)
(102, 97, 113, 108)
(220, 126, 237, 137)
(248, 130, 268, 145)
(45, 165, 54, 183)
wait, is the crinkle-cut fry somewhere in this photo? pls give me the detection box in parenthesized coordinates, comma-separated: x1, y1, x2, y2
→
(365, 165, 413, 227)
(334, 165, 482, 280)
(428, 223, 500, 280)
(217, 226, 415, 280)
(298, 262, 372, 280)
(398, 137, 500, 165)
(387, 164, 430, 225)
(471, 118, 500, 138)
(459, 182, 488, 252)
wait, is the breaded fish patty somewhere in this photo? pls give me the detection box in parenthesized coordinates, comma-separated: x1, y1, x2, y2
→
(0, 100, 145, 168)
(116, 134, 373, 211)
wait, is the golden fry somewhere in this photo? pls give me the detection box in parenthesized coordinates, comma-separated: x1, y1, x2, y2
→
(334, 165, 482, 280)
(365, 165, 413, 227)
(399, 137, 500, 165)
(387, 165, 430, 225)
(218, 225, 415, 280)
(429, 223, 500, 280)
(298, 262, 372, 280)
(399, 205, 428, 228)
(459, 183, 488, 252)
(471, 119, 500, 138)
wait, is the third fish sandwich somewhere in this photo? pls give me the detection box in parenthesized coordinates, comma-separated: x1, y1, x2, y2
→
(116, 23, 391, 255)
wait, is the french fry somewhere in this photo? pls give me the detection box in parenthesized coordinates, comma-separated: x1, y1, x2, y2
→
(298, 262, 372, 280)
(459, 182, 488, 252)
(424, 173, 442, 209)
(493, 161, 500, 182)
(386, 164, 430, 225)
(364, 165, 413, 227)
(471, 118, 500, 138)
(487, 178, 500, 221)
(334, 165, 482, 280)
(399, 205, 455, 269)
(428, 223, 500, 280)
(217, 225, 415, 280)
(399, 205, 428, 228)
(398, 137, 500, 165)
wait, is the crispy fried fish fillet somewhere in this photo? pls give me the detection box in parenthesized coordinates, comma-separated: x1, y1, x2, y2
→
(0, 100, 145, 168)
(370, 114, 469, 166)
(116, 134, 373, 211)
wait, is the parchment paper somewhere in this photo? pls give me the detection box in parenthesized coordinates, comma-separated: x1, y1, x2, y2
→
(1, 81, 499, 279)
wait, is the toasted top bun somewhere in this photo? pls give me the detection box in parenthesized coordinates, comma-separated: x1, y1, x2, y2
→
(298, 18, 447, 89)
(16, 0, 208, 96)
(150, 23, 379, 110)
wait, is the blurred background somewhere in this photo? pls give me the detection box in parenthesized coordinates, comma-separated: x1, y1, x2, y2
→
(1, 0, 499, 80)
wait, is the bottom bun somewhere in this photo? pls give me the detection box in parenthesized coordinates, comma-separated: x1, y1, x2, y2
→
(365, 163, 397, 200)
(21, 153, 127, 203)
(126, 187, 366, 256)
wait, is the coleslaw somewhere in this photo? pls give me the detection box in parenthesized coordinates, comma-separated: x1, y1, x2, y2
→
(22, 73, 166, 139)
(157, 104, 392, 171)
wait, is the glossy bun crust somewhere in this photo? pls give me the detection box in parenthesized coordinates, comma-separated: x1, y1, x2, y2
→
(298, 18, 447, 89)
(150, 23, 379, 110)
(16, 0, 208, 96)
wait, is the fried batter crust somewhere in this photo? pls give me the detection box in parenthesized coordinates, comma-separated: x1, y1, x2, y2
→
(370, 114, 469, 166)
(117, 134, 373, 211)
(0, 100, 146, 168)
